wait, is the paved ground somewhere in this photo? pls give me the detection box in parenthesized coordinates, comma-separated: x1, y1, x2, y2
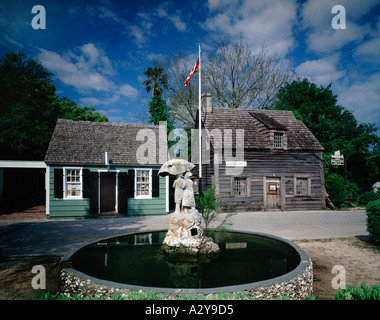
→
(0, 209, 368, 258)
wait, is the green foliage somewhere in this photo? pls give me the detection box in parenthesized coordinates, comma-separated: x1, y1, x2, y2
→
(334, 283, 380, 300)
(0, 52, 57, 159)
(57, 98, 108, 122)
(148, 95, 174, 131)
(274, 78, 380, 193)
(346, 181, 360, 204)
(141, 66, 168, 96)
(0, 51, 108, 160)
(366, 199, 380, 245)
(36, 290, 306, 300)
(196, 187, 235, 236)
(360, 192, 380, 205)
(160, 244, 192, 256)
(325, 173, 347, 207)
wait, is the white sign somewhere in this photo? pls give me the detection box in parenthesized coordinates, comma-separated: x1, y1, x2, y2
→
(225, 161, 247, 167)
(331, 151, 344, 166)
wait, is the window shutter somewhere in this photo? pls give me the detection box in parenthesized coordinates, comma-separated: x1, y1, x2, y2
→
(82, 169, 91, 198)
(127, 170, 135, 198)
(118, 173, 128, 214)
(152, 170, 159, 198)
(89, 172, 99, 214)
(54, 169, 63, 199)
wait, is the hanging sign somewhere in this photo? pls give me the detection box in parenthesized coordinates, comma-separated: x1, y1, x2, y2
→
(331, 151, 344, 166)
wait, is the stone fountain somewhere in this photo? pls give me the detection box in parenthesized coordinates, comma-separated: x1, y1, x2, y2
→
(158, 159, 220, 255)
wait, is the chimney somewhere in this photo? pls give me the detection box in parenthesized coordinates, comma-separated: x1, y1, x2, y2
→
(202, 92, 212, 113)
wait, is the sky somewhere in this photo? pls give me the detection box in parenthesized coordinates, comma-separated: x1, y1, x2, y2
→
(1, 0, 380, 133)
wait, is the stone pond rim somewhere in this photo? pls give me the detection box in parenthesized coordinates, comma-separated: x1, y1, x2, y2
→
(60, 230, 313, 298)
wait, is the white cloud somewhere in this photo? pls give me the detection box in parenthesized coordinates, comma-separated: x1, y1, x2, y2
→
(305, 21, 369, 53)
(295, 54, 345, 86)
(338, 73, 380, 126)
(119, 84, 139, 98)
(155, 2, 187, 32)
(203, 0, 297, 55)
(354, 37, 380, 64)
(37, 44, 115, 92)
(301, 0, 380, 53)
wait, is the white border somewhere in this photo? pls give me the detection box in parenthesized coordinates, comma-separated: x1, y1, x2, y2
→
(63, 167, 83, 200)
(134, 168, 152, 199)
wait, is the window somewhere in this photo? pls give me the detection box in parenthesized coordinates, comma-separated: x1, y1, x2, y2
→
(135, 169, 152, 198)
(64, 168, 82, 199)
(234, 177, 248, 196)
(134, 233, 152, 246)
(274, 132, 283, 148)
(296, 177, 309, 196)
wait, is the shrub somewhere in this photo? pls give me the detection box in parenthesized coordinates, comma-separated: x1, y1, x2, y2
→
(325, 173, 346, 207)
(360, 191, 380, 205)
(334, 283, 380, 300)
(346, 181, 360, 204)
(366, 199, 380, 245)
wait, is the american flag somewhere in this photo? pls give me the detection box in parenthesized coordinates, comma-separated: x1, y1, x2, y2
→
(184, 58, 199, 87)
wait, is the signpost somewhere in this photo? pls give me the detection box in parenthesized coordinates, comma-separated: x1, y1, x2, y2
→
(331, 150, 344, 166)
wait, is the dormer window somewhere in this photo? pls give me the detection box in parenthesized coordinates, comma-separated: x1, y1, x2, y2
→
(274, 132, 283, 148)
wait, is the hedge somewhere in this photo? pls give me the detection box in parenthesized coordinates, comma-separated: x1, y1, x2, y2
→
(366, 199, 380, 245)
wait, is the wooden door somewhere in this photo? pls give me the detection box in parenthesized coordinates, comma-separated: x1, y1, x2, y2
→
(100, 172, 116, 213)
(265, 178, 281, 211)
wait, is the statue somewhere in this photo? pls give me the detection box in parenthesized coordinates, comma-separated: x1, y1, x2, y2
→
(158, 159, 220, 255)
(181, 171, 196, 214)
(173, 174, 184, 213)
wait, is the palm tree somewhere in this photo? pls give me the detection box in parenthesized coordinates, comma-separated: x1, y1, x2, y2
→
(141, 67, 169, 96)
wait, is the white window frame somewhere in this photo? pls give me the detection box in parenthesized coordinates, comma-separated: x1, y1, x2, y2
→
(273, 132, 283, 148)
(63, 167, 83, 199)
(134, 168, 152, 199)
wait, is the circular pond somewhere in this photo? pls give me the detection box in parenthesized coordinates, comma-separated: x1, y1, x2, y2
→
(64, 230, 311, 296)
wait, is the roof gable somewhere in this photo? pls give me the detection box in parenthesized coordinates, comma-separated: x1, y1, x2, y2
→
(202, 108, 323, 151)
(44, 119, 160, 165)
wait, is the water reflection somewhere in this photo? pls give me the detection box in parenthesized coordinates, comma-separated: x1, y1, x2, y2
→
(71, 231, 300, 289)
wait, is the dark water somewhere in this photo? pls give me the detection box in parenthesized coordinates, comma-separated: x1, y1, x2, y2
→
(70, 231, 300, 289)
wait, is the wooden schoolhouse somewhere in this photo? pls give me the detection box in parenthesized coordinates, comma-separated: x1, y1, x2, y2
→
(196, 97, 325, 212)
(44, 119, 168, 218)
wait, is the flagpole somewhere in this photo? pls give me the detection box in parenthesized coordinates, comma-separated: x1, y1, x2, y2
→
(198, 43, 202, 196)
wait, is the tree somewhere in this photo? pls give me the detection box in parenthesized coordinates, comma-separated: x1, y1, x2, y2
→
(56, 97, 108, 122)
(0, 52, 57, 159)
(141, 66, 169, 96)
(155, 36, 293, 129)
(0, 52, 108, 160)
(147, 95, 174, 133)
(274, 78, 380, 193)
(206, 36, 293, 110)
(154, 50, 199, 129)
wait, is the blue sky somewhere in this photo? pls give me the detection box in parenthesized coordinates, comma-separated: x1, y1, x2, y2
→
(1, 0, 380, 133)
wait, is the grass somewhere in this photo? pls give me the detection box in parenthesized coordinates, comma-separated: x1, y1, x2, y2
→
(334, 283, 380, 300)
(33, 290, 311, 300)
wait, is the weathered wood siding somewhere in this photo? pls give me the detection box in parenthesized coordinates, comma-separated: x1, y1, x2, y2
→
(201, 150, 324, 212)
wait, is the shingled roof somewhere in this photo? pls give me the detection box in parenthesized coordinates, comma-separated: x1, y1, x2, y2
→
(44, 119, 160, 165)
(201, 108, 323, 151)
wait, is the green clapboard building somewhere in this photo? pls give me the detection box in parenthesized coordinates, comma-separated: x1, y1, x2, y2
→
(44, 119, 168, 218)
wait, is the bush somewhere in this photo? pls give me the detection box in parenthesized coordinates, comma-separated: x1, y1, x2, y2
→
(366, 199, 380, 245)
(334, 283, 380, 300)
(360, 191, 380, 205)
(346, 181, 360, 204)
(325, 173, 346, 207)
